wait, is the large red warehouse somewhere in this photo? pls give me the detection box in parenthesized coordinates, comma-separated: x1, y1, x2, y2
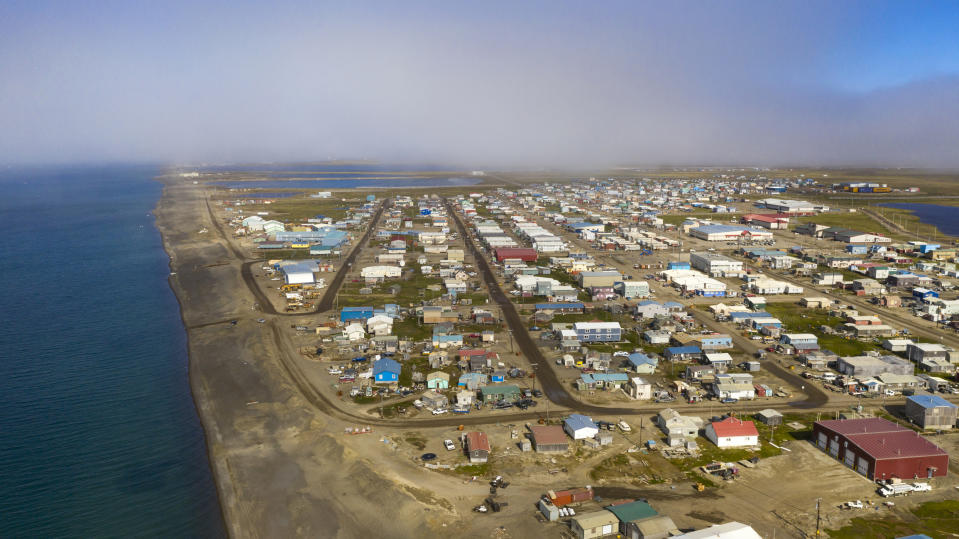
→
(494, 247, 538, 262)
(813, 418, 948, 480)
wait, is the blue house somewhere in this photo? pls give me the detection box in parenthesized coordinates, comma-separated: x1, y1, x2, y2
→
(918, 243, 940, 254)
(665, 345, 702, 361)
(373, 358, 401, 384)
(458, 372, 488, 390)
(627, 353, 658, 374)
(912, 287, 939, 301)
(341, 306, 375, 322)
(846, 244, 868, 255)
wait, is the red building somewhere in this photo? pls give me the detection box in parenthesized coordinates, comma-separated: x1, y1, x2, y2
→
(813, 418, 948, 480)
(740, 213, 791, 229)
(494, 247, 538, 262)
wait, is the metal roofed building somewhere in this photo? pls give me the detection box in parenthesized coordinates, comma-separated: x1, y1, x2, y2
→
(905, 395, 958, 430)
(564, 414, 600, 440)
(674, 522, 762, 539)
(813, 418, 949, 480)
(574, 321, 622, 342)
(570, 510, 620, 539)
(529, 425, 569, 453)
(688, 224, 773, 241)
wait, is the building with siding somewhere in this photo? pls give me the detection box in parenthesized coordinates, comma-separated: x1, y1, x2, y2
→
(813, 418, 948, 480)
(905, 395, 958, 430)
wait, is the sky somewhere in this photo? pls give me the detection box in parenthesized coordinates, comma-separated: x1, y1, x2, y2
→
(1, 1, 958, 168)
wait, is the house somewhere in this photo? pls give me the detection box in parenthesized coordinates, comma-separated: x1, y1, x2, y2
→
(635, 300, 671, 319)
(665, 346, 702, 362)
(565, 414, 600, 440)
(713, 376, 755, 401)
(426, 371, 450, 389)
(628, 377, 652, 400)
(530, 425, 569, 453)
(574, 321, 622, 342)
(627, 353, 658, 374)
(656, 409, 703, 445)
(570, 510, 620, 539)
(366, 314, 394, 336)
(455, 389, 474, 408)
(704, 352, 733, 373)
(422, 306, 459, 324)
(342, 322, 366, 341)
(905, 395, 958, 430)
(372, 358, 401, 384)
(686, 365, 716, 383)
(457, 372, 488, 390)
(705, 417, 759, 448)
(577, 373, 630, 391)
(420, 391, 448, 410)
(480, 384, 521, 403)
(465, 431, 491, 463)
(604, 501, 661, 539)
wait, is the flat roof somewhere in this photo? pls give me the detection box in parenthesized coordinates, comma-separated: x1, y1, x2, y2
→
(530, 425, 567, 444)
(907, 394, 958, 409)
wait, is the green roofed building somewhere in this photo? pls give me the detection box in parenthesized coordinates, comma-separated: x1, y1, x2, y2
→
(480, 384, 521, 403)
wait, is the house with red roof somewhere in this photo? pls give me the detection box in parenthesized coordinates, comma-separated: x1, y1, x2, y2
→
(705, 417, 759, 448)
(465, 431, 491, 463)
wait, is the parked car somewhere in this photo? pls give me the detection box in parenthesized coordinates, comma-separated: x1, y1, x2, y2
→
(444, 439, 456, 451)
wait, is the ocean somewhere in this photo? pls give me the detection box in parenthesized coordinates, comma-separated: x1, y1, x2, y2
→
(0, 165, 224, 538)
(878, 203, 959, 237)
(213, 176, 481, 190)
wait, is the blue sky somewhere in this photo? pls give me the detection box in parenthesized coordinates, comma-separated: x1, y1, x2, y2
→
(1, 1, 958, 166)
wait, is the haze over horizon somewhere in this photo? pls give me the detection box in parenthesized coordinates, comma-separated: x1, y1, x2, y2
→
(2, 1, 959, 168)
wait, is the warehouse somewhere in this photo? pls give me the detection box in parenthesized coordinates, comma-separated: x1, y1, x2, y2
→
(836, 355, 914, 377)
(756, 198, 823, 214)
(578, 270, 623, 288)
(280, 261, 317, 285)
(689, 252, 744, 276)
(740, 213, 790, 229)
(813, 418, 949, 480)
(360, 265, 402, 282)
(614, 280, 651, 299)
(494, 247, 538, 262)
(530, 425, 569, 453)
(905, 395, 958, 430)
(689, 224, 773, 241)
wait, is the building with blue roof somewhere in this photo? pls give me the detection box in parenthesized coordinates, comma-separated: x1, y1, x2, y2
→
(665, 346, 702, 361)
(576, 373, 630, 391)
(627, 353, 658, 374)
(373, 358, 401, 384)
(905, 394, 958, 430)
(341, 306, 375, 322)
(564, 414, 599, 439)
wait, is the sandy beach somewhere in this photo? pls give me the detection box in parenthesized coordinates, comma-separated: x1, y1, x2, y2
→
(154, 176, 494, 538)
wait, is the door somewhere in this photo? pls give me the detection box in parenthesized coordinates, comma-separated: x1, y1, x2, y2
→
(828, 439, 839, 457)
(844, 450, 856, 468)
(857, 456, 870, 477)
(817, 432, 827, 449)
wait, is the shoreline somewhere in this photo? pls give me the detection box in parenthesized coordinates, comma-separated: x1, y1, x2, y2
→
(154, 176, 238, 538)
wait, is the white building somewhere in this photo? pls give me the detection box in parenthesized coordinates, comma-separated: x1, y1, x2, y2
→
(690, 252, 744, 277)
(360, 265, 402, 281)
(629, 377, 652, 400)
(704, 417, 759, 448)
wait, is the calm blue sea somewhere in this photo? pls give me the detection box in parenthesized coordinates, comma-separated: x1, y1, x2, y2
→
(878, 203, 959, 236)
(0, 165, 224, 538)
(214, 176, 480, 190)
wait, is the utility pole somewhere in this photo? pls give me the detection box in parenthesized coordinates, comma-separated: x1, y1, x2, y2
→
(815, 497, 822, 536)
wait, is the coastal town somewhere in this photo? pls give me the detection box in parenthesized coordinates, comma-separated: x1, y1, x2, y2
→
(168, 170, 959, 538)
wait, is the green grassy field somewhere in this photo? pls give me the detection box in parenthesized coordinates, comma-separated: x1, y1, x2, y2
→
(764, 302, 881, 356)
(826, 499, 959, 539)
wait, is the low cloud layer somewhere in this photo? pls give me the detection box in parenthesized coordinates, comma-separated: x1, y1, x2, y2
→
(1, 1, 958, 168)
